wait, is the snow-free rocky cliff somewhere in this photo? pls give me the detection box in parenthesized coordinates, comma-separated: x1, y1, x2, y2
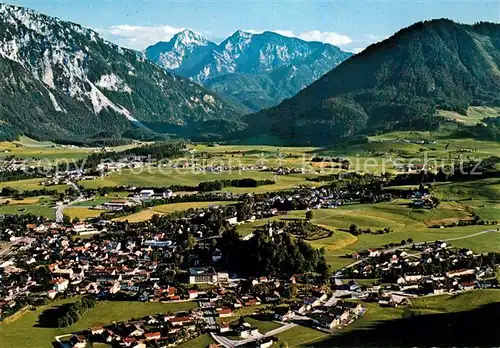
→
(0, 4, 242, 141)
(145, 30, 353, 112)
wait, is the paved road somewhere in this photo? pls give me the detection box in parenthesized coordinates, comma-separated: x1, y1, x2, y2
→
(55, 182, 87, 222)
(211, 322, 297, 347)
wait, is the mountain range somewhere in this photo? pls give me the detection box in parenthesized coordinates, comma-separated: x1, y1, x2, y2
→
(1, 3, 499, 146)
(0, 3, 243, 143)
(247, 19, 500, 144)
(145, 30, 352, 112)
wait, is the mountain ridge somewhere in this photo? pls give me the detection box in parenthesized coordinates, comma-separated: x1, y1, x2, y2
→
(0, 3, 242, 142)
(245, 19, 500, 145)
(145, 30, 352, 112)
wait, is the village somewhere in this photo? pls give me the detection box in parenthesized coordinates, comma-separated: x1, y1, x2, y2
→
(1, 187, 499, 348)
(1, 144, 499, 347)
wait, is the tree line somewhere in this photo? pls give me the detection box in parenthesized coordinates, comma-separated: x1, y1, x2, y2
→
(38, 296, 98, 328)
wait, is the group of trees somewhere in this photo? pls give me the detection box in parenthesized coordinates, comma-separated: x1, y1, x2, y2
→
(197, 178, 275, 192)
(283, 220, 331, 240)
(431, 214, 498, 229)
(0, 187, 60, 200)
(217, 229, 330, 279)
(457, 117, 500, 141)
(349, 224, 393, 236)
(0, 168, 45, 182)
(38, 296, 97, 328)
(0, 214, 45, 240)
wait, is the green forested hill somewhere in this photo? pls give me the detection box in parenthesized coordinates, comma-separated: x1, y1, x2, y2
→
(248, 19, 500, 145)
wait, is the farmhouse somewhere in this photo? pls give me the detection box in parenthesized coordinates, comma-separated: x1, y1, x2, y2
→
(310, 313, 339, 329)
(139, 189, 155, 198)
(103, 200, 131, 211)
(188, 267, 218, 284)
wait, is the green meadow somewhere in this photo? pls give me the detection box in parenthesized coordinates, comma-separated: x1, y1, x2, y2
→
(0, 299, 197, 348)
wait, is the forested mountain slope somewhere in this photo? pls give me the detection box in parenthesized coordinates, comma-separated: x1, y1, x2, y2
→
(0, 4, 242, 142)
(248, 19, 500, 144)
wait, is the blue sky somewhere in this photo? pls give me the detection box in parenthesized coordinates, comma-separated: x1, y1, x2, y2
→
(6, 0, 500, 52)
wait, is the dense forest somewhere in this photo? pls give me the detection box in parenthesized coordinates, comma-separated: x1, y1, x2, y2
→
(217, 229, 330, 279)
(457, 117, 500, 141)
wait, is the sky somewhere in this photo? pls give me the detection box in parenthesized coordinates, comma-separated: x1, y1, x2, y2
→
(6, 0, 500, 52)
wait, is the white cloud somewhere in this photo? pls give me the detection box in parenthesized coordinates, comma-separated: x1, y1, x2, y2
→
(299, 30, 352, 46)
(271, 30, 295, 37)
(242, 29, 352, 46)
(98, 25, 188, 50)
(342, 34, 389, 54)
(349, 47, 366, 54)
(97, 24, 369, 51)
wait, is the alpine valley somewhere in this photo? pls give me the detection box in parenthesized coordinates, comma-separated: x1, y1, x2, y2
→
(145, 30, 352, 112)
(0, 3, 499, 146)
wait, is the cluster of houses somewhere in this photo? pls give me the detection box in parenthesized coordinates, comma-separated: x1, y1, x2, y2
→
(0, 177, 400, 323)
(272, 294, 365, 332)
(0, 157, 35, 172)
(63, 273, 367, 348)
(69, 310, 203, 348)
(0, 223, 196, 315)
(338, 241, 498, 300)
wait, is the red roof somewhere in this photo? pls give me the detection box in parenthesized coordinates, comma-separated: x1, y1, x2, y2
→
(169, 316, 191, 323)
(217, 308, 232, 314)
(144, 332, 161, 339)
(109, 200, 128, 204)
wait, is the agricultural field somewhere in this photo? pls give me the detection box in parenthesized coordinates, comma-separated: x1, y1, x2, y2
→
(78, 167, 317, 193)
(0, 139, 499, 348)
(431, 178, 500, 201)
(0, 136, 138, 164)
(315, 126, 500, 174)
(236, 194, 500, 270)
(0, 178, 68, 192)
(115, 201, 236, 222)
(177, 334, 215, 347)
(188, 144, 318, 168)
(64, 207, 108, 220)
(0, 196, 56, 218)
(0, 298, 197, 348)
(274, 325, 330, 347)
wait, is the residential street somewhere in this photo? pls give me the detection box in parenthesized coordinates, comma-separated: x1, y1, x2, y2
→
(211, 322, 297, 347)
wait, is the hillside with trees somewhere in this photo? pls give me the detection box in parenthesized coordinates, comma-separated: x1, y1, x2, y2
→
(247, 19, 500, 145)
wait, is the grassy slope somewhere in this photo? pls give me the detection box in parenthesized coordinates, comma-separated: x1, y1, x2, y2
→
(438, 106, 500, 125)
(0, 179, 67, 193)
(274, 325, 330, 347)
(310, 290, 500, 347)
(177, 334, 215, 348)
(237, 192, 500, 270)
